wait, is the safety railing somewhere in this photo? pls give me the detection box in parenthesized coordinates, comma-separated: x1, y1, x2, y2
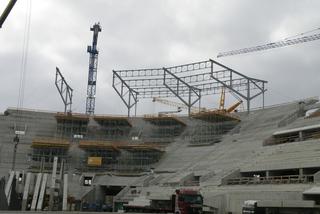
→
(226, 174, 314, 185)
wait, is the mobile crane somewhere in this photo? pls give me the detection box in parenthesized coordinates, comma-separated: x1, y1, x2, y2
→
(217, 87, 243, 113)
(153, 87, 243, 116)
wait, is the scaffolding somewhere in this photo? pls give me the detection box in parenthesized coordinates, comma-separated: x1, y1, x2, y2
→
(30, 138, 70, 172)
(55, 112, 89, 138)
(191, 110, 241, 123)
(113, 59, 267, 116)
(78, 140, 120, 171)
(78, 141, 164, 173)
(143, 115, 186, 143)
(93, 116, 132, 141)
(177, 108, 241, 146)
(115, 144, 164, 172)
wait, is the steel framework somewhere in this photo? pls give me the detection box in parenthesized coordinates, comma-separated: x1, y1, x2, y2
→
(55, 67, 73, 113)
(113, 59, 267, 116)
(86, 23, 101, 115)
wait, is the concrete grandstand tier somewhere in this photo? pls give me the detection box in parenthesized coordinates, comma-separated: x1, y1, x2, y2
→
(191, 110, 241, 122)
(55, 112, 90, 122)
(1, 98, 320, 213)
(93, 115, 132, 127)
(143, 115, 186, 126)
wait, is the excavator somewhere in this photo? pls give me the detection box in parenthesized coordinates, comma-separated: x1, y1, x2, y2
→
(0, 0, 18, 28)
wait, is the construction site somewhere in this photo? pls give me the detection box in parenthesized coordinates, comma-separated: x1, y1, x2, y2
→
(2, 1, 320, 214)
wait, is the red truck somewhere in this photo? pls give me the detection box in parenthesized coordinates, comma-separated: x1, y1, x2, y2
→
(123, 189, 203, 214)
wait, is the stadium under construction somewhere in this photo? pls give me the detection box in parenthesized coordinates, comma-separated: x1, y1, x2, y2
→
(2, 3, 320, 213)
(2, 54, 320, 213)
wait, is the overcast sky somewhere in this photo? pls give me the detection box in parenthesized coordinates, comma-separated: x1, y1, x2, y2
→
(0, 0, 320, 115)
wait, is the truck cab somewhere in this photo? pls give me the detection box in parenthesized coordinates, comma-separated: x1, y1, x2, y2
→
(242, 200, 265, 214)
(175, 189, 203, 214)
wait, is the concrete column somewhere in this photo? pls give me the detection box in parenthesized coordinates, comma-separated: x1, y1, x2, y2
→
(266, 171, 270, 178)
(49, 157, 58, 211)
(31, 173, 43, 211)
(299, 131, 303, 141)
(313, 171, 320, 183)
(62, 174, 68, 211)
(21, 173, 32, 211)
(5, 171, 14, 204)
(299, 168, 304, 180)
(36, 173, 48, 211)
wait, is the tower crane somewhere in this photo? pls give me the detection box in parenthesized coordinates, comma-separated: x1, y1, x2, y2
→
(0, 0, 18, 28)
(86, 23, 101, 115)
(217, 28, 320, 58)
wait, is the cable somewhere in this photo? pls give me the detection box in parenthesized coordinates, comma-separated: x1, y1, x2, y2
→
(13, 0, 32, 138)
(16, 0, 32, 116)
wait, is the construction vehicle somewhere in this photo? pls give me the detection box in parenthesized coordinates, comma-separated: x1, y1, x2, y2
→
(123, 189, 203, 214)
(242, 200, 265, 214)
(217, 87, 243, 113)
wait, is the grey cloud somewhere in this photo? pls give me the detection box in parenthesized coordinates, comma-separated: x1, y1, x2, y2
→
(1, 0, 320, 115)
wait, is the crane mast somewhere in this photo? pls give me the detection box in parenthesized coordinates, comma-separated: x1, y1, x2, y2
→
(217, 29, 320, 58)
(86, 23, 101, 115)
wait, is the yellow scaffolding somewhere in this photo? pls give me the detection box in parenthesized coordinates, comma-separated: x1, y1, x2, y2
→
(191, 110, 241, 123)
(55, 112, 90, 122)
(31, 138, 70, 148)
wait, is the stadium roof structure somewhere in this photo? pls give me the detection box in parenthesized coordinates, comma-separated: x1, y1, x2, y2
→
(112, 59, 267, 116)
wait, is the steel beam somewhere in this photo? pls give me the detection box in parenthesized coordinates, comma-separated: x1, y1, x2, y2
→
(55, 67, 73, 113)
(112, 71, 138, 117)
(112, 59, 267, 113)
(163, 68, 201, 116)
(209, 59, 267, 112)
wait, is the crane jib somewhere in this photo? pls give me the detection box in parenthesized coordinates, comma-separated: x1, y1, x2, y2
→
(217, 32, 320, 58)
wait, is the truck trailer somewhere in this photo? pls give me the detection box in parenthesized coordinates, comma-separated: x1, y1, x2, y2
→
(123, 189, 203, 214)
